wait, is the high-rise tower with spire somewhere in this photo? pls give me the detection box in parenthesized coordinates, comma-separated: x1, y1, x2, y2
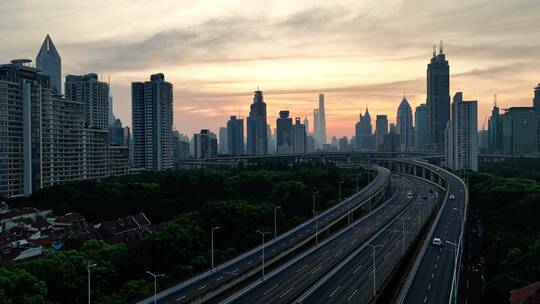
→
(426, 40, 450, 152)
(397, 96, 413, 151)
(36, 34, 61, 94)
(247, 89, 268, 155)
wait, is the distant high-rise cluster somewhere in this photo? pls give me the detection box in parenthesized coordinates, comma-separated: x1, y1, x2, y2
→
(0, 35, 129, 198)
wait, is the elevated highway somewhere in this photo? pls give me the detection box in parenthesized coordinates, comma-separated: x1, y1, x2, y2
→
(139, 165, 391, 304)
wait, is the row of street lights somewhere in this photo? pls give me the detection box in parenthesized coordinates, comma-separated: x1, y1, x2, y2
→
(114, 175, 363, 303)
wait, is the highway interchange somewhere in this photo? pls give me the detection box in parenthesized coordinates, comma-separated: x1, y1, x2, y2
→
(223, 175, 437, 304)
(297, 175, 438, 303)
(139, 159, 468, 304)
(143, 166, 391, 304)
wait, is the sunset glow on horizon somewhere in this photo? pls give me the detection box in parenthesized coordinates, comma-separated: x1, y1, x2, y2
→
(1, 0, 539, 138)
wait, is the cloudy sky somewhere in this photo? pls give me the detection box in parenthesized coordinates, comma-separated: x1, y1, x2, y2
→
(1, 0, 539, 138)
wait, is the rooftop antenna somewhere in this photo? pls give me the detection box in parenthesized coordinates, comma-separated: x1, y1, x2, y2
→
(433, 44, 436, 57)
(494, 93, 498, 107)
(439, 40, 444, 54)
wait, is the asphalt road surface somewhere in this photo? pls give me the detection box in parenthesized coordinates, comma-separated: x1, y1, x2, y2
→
(300, 176, 437, 303)
(139, 166, 390, 304)
(223, 175, 415, 304)
(402, 170, 466, 304)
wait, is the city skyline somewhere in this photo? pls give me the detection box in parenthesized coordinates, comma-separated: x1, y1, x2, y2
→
(1, 1, 539, 138)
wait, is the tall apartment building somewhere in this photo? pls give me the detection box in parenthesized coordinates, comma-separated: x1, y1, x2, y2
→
(0, 57, 127, 198)
(193, 129, 217, 159)
(65, 73, 109, 129)
(292, 117, 306, 153)
(414, 104, 428, 152)
(501, 107, 537, 156)
(276, 111, 293, 154)
(218, 127, 228, 155)
(375, 115, 389, 151)
(247, 90, 268, 155)
(132, 73, 174, 171)
(445, 92, 478, 171)
(227, 116, 244, 156)
(41, 93, 85, 187)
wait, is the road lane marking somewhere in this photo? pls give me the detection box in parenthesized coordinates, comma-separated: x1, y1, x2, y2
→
(233, 268, 239, 273)
(263, 284, 279, 296)
(279, 286, 295, 298)
(297, 264, 308, 273)
(322, 249, 330, 256)
(424, 295, 427, 303)
(346, 289, 358, 302)
(329, 285, 341, 298)
(176, 295, 186, 302)
(428, 283, 431, 290)
(353, 264, 362, 274)
(432, 272, 435, 279)
(311, 266, 322, 274)
(334, 249, 344, 257)
(247, 261, 253, 265)
(198, 285, 207, 290)
(216, 276, 223, 281)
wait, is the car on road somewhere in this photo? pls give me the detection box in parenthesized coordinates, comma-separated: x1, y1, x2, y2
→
(422, 195, 427, 200)
(432, 238, 442, 246)
(407, 191, 414, 198)
(449, 194, 456, 200)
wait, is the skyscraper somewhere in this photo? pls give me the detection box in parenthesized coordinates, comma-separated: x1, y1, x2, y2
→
(414, 104, 428, 152)
(313, 109, 319, 147)
(218, 127, 228, 155)
(445, 92, 478, 171)
(427, 42, 450, 152)
(360, 107, 372, 135)
(318, 94, 327, 146)
(276, 111, 293, 154)
(65, 73, 110, 129)
(36, 34, 61, 94)
(488, 95, 504, 154)
(534, 84, 540, 151)
(397, 97, 413, 151)
(501, 107, 537, 156)
(227, 116, 244, 156)
(193, 129, 217, 159)
(247, 90, 268, 155)
(131, 73, 174, 170)
(292, 117, 306, 153)
(376, 115, 388, 151)
(303, 116, 310, 134)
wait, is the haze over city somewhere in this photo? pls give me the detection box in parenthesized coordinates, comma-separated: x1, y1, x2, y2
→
(1, 0, 539, 137)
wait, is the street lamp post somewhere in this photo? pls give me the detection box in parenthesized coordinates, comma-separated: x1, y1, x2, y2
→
(314, 211, 320, 245)
(146, 271, 164, 304)
(257, 230, 269, 281)
(87, 261, 97, 304)
(211, 226, 220, 271)
(274, 206, 281, 238)
(367, 244, 383, 297)
(312, 190, 319, 219)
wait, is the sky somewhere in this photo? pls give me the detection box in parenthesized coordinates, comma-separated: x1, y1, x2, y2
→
(1, 0, 539, 138)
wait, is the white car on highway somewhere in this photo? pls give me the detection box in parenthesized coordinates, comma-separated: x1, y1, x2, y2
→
(449, 194, 456, 200)
(407, 191, 414, 198)
(432, 238, 442, 246)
